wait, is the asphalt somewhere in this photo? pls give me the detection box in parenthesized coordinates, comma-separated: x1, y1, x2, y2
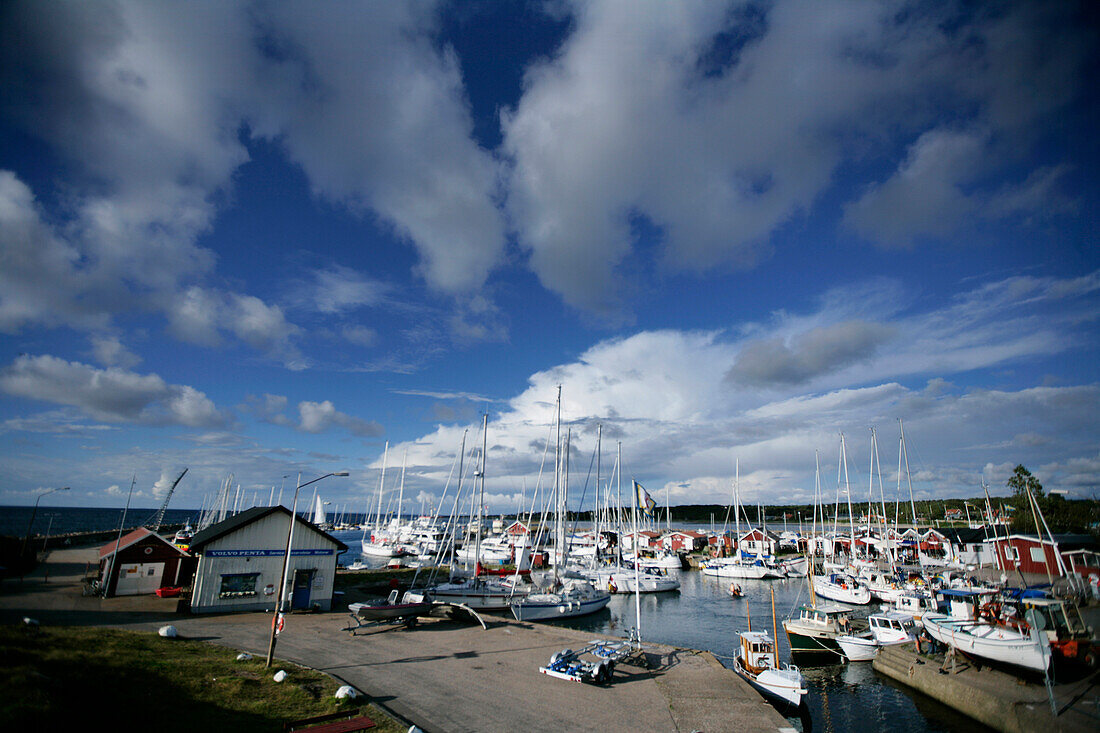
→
(1, 547, 796, 732)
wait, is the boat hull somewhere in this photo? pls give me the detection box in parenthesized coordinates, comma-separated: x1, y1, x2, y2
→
(836, 634, 879, 661)
(510, 592, 611, 621)
(783, 625, 841, 655)
(921, 613, 1048, 672)
(734, 659, 806, 708)
(349, 601, 434, 621)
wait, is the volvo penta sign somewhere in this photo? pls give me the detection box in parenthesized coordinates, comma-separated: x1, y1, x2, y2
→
(204, 549, 336, 557)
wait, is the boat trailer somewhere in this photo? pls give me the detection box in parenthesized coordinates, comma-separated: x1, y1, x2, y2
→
(540, 628, 647, 684)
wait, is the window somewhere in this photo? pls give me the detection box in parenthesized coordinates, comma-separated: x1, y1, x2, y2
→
(219, 573, 260, 599)
(1004, 545, 1018, 560)
(1029, 547, 1046, 563)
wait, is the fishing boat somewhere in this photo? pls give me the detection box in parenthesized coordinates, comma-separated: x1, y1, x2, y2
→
(172, 521, 193, 551)
(836, 630, 879, 662)
(735, 631, 807, 707)
(782, 603, 854, 655)
(735, 586, 806, 708)
(921, 612, 1049, 672)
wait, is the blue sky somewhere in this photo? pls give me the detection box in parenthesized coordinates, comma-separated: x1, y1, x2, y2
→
(1, 1, 1098, 516)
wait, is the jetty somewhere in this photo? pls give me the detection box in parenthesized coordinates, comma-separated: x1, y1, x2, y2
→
(0, 545, 796, 732)
(873, 642, 1099, 733)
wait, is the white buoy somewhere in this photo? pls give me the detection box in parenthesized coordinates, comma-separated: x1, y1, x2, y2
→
(273, 670, 287, 682)
(236, 653, 253, 661)
(335, 685, 357, 699)
(158, 625, 178, 638)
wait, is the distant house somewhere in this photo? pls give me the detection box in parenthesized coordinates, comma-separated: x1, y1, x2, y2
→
(661, 530, 706, 553)
(737, 528, 779, 557)
(97, 527, 193, 597)
(621, 530, 661, 551)
(938, 527, 996, 566)
(188, 506, 347, 615)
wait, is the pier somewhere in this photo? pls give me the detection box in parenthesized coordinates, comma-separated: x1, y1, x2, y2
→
(1, 545, 796, 732)
(873, 642, 1099, 733)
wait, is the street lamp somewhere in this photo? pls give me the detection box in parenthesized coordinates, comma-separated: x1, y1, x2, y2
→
(265, 471, 349, 667)
(22, 487, 69, 561)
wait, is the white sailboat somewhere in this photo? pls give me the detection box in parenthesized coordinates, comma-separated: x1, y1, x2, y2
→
(361, 443, 409, 558)
(511, 390, 610, 621)
(702, 461, 783, 579)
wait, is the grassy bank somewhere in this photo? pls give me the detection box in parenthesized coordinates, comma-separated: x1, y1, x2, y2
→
(0, 624, 405, 732)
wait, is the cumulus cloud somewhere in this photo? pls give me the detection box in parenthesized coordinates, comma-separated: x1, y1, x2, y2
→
(89, 334, 142, 369)
(502, 1, 1092, 312)
(297, 400, 383, 437)
(0, 354, 227, 428)
(0, 2, 505, 344)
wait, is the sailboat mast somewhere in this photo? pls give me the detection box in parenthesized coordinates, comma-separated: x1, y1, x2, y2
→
(899, 419, 918, 527)
(375, 442, 389, 533)
(475, 413, 488, 581)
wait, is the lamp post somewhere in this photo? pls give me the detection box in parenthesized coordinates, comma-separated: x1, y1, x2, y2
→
(265, 470, 349, 668)
(22, 487, 69, 562)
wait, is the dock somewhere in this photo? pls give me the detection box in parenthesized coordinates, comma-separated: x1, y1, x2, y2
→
(1, 546, 795, 733)
(873, 642, 1099, 733)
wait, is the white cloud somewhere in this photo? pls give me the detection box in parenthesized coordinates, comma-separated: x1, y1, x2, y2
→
(0, 354, 227, 428)
(501, 1, 1092, 312)
(297, 400, 383, 437)
(89, 334, 142, 369)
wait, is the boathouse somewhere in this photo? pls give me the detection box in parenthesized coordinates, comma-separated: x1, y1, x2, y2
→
(97, 527, 193, 597)
(621, 530, 660, 551)
(187, 505, 347, 614)
(991, 533, 1099, 578)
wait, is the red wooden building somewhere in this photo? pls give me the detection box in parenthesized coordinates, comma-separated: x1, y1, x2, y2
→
(661, 530, 706, 553)
(97, 527, 194, 597)
(991, 534, 1099, 578)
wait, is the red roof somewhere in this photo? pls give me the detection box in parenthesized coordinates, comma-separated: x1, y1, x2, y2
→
(98, 527, 183, 558)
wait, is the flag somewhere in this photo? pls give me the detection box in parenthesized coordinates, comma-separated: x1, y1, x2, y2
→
(634, 480, 656, 519)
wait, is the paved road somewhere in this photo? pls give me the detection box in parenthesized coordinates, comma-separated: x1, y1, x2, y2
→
(1, 547, 795, 732)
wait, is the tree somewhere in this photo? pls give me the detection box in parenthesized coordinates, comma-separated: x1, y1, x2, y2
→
(1007, 464, 1044, 533)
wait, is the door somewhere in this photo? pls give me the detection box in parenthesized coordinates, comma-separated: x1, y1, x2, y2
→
(291, 569, 315, 610)
(115, 562, 165, 596)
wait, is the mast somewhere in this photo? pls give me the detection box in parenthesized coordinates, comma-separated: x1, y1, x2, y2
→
(841, 434, 854, 560)
(374, 442, 389, 538)
(899, 419, 918, 528)
(397, 447, 407, 531)
(734, 460, 741, 563)
(474, 413, 488, 582)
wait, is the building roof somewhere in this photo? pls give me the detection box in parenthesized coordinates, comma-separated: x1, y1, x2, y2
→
(188, 505, 349, 552)
(937, 527, 992, 544)
(992, 533, 1098, 551)
(98, 527, 186, 559)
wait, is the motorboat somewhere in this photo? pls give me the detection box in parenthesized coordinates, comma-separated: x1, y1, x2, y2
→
(782, 603, 854, 655)
(837, 611, 918, 662)
(921, 612, 1049, 672)
(893, 590, 937, 626)
(734, 631, 807, 708)
(858, 568, 906, 603)
(836, 631, 879, 662)
(348, 589, 434, 622)
(510, 578, 611, 621)
(812, 573, 872, 605)
(702, 556, 783, 579)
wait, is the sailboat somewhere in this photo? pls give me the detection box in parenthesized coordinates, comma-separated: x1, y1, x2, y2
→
(310, 494, 331, 530)
(361, 443, 410, 559)
(702, 461, 782, 579)
(811, 435, 871, 605)
(511, 390, 610, 621)
(423, 415, 533, 610)
(735, 586, 806, 708)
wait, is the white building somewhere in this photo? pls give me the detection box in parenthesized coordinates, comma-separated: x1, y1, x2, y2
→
(188, 505, 347, 614)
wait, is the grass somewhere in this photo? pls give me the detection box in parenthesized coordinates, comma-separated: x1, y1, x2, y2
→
(0, 624, 406, 732)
